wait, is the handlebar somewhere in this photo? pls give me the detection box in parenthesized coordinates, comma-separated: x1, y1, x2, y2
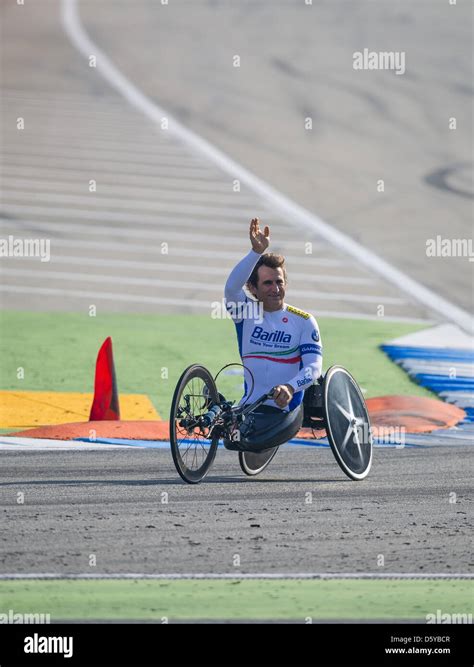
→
(238, 387, 277, 417)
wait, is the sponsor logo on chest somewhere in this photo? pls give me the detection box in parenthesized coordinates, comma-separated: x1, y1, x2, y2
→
(251, 326, 292, 343)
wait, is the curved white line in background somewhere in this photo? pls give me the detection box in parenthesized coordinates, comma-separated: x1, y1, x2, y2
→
(62, 0, 473, 335)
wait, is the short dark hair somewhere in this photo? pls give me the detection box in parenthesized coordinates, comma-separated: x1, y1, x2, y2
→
(246, 253, 287, 291)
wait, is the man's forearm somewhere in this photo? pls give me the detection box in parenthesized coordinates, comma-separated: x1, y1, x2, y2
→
(287, 355, 323, 393)
(224, 249, 261, 301)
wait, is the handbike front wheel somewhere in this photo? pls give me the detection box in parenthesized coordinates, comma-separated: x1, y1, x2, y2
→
(169, 364, 219, 484)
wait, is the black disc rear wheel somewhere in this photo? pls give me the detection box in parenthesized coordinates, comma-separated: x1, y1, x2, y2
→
(323, 365, 373, 480)
(170, 364, 220, 484)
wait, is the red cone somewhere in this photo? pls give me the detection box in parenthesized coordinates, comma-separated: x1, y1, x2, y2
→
(89, 337, 120, 421)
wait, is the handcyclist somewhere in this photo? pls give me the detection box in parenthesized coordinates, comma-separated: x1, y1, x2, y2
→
(224, 218, 323, 414)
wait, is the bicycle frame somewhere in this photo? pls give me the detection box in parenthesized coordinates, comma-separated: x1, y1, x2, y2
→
(178, 388, 273, 433)
(203, 389, 276, 440)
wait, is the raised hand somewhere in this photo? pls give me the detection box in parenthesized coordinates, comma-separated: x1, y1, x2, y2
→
(249, 217, 270, 254)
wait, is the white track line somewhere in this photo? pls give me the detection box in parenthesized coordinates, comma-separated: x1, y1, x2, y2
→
(6, 255, 373, 285)
(2, 191, 259, 217)
(0, 286, 430, 322)
(0, 572, 471, 580)
(0, 443, 132, 451)
(1, 209, 360, 259)
(4, 153, 218, 177)
(1, 204, 266, 227)
(0, 219, 272, 244)
(4, 166, 243, 190)
(5, 147, 206, 166)
(0, 437, 136, 450)
(9, 137, 210, 158)
(9, 132, 209, 151)
(0, 285, 213, 307)
(2, 214, 329, 251)
(0, 268, 227, 293)
(11, 130, 199, 146)
(0, 220, 281, 248)
(0, 237, 344, 265)
(4, 106, 153, 125)
(61, 0, 473, 334)
(1, 269, 406, 304)
(2, 177, 259, 203)
(3, 89, 124, 102)
(0, 219, 349, 261)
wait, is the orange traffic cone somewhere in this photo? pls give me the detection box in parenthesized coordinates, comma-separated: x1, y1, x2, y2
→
(89, 337, 120, 421)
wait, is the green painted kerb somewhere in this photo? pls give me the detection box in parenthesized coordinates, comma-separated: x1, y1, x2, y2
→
(0, 579, 471, 621)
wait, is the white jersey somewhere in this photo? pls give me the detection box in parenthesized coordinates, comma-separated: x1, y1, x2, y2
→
(224, 250, 323, 412)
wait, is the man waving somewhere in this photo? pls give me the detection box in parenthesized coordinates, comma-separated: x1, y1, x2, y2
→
(224, 218, 323, 412)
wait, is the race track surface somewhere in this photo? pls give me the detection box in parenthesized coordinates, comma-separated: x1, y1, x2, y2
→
(1, 445, 472, 575)
(1, 1, 472, 323)
(79, 0, 473, 312)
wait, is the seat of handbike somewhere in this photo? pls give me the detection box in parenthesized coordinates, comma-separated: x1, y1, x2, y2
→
(224, 404, 303, 453)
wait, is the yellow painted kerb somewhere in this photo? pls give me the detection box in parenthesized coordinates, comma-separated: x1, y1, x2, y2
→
(0, 391, 160, 430)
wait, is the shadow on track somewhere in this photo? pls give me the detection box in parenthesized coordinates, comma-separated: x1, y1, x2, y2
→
(0, 476, 347, 487)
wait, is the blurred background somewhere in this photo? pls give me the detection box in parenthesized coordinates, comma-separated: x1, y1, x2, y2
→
(1, 0, 472, 323)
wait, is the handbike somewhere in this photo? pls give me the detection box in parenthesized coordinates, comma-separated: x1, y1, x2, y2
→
(169, 364, 372, 484)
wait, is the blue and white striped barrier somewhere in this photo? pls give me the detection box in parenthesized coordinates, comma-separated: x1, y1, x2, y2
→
(382, 326, 474, 431)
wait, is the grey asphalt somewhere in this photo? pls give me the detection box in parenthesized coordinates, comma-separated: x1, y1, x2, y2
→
(0, 0, 473, 581)
(80, 0, 474, 313)
(1, 445, 472, 574)
(1, 0, 472, 322)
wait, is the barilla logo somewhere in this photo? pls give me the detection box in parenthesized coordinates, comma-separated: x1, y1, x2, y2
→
(251, 326, 291, 343)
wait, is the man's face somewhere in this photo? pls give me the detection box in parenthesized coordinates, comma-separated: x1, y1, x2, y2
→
(249, 265, 286, 312)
